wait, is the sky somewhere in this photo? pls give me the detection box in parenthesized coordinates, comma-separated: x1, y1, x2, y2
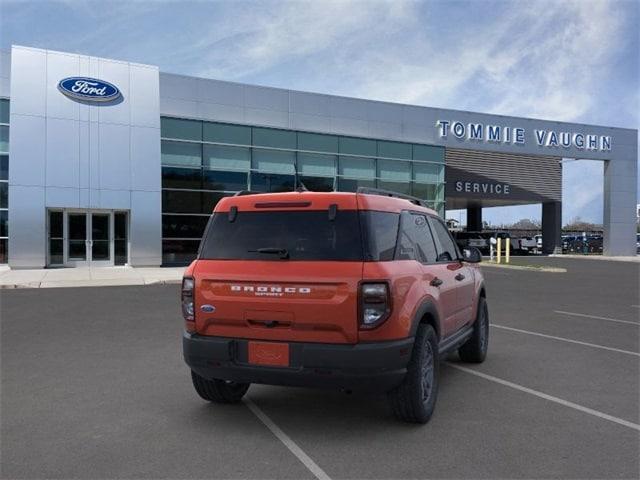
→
(1, 0, 638, 226)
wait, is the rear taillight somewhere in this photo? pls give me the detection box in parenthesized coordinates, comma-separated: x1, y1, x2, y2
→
(359, 282, 391, 329)
(182, 277, 195, 322)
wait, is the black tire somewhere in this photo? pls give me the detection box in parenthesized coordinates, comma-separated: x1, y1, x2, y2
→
(388, 324, 440, 424)
(458, 296, 489, 363)
(191, 370, 250, 404)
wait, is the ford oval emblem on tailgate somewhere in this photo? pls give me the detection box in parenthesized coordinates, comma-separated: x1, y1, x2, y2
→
(200, 304, 216, 313)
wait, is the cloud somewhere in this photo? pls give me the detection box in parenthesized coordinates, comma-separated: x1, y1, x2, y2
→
(192, 0, 418, 81)
(561, 160, 604, 224)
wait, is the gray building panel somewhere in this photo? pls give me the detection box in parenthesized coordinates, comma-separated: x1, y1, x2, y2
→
(8, 114, 46, 186)
(8, 185, 46, 268)
(8, 45, 161, 268)
(198, 78, 244, 106)
(445, 148, 562, 206)
(130, 190, 162, 266)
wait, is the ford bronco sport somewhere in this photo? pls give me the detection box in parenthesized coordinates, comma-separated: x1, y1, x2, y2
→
(182, 189, 488, 423)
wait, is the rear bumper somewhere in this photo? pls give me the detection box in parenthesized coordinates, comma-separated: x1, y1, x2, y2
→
(183, 332, 414, 392)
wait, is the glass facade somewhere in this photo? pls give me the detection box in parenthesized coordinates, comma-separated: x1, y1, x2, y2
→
(160, 116, 445, 265)
(0, 99, 8, 264)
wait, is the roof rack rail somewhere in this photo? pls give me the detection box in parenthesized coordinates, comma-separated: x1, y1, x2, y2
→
(356, 187, 429, 208)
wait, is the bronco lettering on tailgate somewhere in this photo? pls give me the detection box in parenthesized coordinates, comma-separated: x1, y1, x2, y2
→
(230, 285, 312, 297)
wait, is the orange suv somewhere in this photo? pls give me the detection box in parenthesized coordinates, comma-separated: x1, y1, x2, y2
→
(182, 189, 488, 423)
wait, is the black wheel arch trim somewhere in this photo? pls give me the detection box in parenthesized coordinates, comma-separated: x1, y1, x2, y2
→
(409, 299, 441, 340)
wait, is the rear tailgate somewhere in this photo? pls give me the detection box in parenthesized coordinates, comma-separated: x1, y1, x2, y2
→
(194, 260, 361, 343)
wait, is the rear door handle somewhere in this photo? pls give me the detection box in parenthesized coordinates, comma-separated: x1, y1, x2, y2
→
(430, 277, 443, 287)
(455, 273, 465, 281)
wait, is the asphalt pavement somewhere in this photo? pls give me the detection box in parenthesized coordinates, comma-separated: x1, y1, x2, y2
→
(1, 257, 638, 479)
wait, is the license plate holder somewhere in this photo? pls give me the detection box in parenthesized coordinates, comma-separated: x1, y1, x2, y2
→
(248, 341, 290, 367)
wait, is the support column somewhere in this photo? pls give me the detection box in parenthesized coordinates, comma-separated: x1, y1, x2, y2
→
(542, 201, 562, 254)
(466, 206, 482, 232)
(603, 157, 637, 256)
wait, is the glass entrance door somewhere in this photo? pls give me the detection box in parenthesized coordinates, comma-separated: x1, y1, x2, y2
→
(49, 210, 129, 267)
(90, 213, 111, 266)
(67, 212, 88, 266)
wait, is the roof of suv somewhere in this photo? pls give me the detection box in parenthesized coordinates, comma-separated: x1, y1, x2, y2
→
(213, 191, 437, 215)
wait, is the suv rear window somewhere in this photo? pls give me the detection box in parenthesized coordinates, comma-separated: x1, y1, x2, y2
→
(199, 210, 363, 261)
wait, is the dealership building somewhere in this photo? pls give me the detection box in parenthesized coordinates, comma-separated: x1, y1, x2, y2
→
(0, 45, 637, 268)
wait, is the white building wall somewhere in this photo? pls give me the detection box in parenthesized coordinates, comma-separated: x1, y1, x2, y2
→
(8, 46, 161, 268)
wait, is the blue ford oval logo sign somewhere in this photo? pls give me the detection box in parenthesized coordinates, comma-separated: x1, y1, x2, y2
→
(58, 77, 121, 102)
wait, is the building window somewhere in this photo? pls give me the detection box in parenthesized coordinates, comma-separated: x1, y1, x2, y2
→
(203, 144, 250, 171)
(337, 178, 376, 192)
(0, 99, 9, 124)
(298, 132, 339, 154)
(250, 172, 295, 193)
(252, 149, 295, 174)
(413, 144, 445, 163)
(162, 239, 202, 265)
(160, 116, 446, 265)
(162, 166, 202, 190)
(338, 156, 376, 179)
(114, 212, 128, 266)
(161, 117, 202, 141)
(0, 126, 8, 154)
(413, 163, 444, 184)
(161, 140, 201, 167)
(203, 122, 251, 145)
(162, 214, 209, 239)
(0, 99, 8, 264)
(0, 155, 7, 180)
(202, 170, 247, 192)
(339, 137, 377, 157)
(252, 127, 296, 149)
(378, 141, 412, 160)
(0, 182, 7, 208)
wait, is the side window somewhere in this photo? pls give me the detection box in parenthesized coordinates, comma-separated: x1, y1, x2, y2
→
(428, 216, 459, 262)
(361, 211, 400, 261)
(396, 212, 438, 263)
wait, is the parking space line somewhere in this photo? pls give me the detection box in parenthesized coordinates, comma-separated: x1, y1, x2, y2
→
(244, 397, 331, 480)
(554, 310, 640, 326)
(491, 324, 640, 357)
(448, 364, 640, 432)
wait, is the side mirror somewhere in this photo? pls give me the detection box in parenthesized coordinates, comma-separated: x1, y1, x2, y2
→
(462, 247, 482, 263)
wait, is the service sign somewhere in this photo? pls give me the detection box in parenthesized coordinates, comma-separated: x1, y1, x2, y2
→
(58, 77, 121, 102)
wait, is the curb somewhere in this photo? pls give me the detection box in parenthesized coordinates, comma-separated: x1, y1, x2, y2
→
(480, 262, 567, 273)
(550, 254, 640, 263)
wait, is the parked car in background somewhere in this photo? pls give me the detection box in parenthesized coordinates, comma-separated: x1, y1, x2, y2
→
(452, 231, 488, 252)
(518, 236, 537, 254)
(563, 235, 603, 254)
(534, 234, 543, 254)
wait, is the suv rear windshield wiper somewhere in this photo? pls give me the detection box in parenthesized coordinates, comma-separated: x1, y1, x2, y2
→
(248, 247, 290, 259)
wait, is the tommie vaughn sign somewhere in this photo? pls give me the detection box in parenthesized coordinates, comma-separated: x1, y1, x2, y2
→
(58, 77, 121, 102)
(436, 120, 612, 152)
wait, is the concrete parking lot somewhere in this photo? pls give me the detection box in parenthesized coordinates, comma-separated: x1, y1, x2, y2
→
(1, 257, 639, 479)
